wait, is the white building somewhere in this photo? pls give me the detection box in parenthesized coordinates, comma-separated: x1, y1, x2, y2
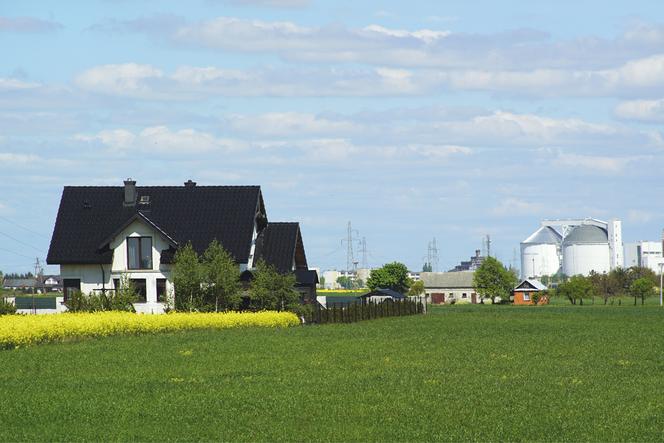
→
(624, 241, 664, 273)
(521, 218, 623, 278)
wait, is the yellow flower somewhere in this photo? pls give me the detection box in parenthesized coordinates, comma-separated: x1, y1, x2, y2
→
(0, 311, 299, 349)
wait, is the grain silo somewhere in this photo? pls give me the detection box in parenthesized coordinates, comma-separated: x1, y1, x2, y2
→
(520, 226, 562, 279)
(562, 225, 610, 276)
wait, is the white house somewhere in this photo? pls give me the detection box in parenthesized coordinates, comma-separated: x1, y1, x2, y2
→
(47, 179, 316, 313)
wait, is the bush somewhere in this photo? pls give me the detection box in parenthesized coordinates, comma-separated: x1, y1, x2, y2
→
(64, 280, 136, 313)
(0, 298, 17, 315)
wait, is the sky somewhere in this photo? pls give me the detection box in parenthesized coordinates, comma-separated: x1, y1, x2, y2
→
(1, 0, 664, 275)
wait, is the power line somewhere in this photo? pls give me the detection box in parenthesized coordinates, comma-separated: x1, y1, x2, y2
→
(0, 246, 37, 260)
(0, 215, 49, 239)
(0, 230, 45, 253)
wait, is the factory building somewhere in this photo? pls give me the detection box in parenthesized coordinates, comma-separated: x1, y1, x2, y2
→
(624, 238, 664, 273)
(521, 218, 623, 278)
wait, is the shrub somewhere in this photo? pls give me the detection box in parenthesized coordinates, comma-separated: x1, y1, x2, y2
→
(0, 298, 16, 315)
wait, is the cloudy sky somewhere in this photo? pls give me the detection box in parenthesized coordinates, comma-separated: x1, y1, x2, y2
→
(1, 0, 663, 274)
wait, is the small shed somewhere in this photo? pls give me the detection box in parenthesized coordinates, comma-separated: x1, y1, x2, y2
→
(513, 279, 548, 305)
(360, 288, 407, 303)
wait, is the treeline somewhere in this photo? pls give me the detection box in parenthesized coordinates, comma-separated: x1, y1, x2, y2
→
(1, 272, 35, 280)
(552, 266, 659, 305)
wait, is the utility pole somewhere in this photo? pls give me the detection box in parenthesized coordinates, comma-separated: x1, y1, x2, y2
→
(33, 257, 43, 295)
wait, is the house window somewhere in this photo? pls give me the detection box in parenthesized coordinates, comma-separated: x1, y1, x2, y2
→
(127, 237, 153, 270)
(523, 292, 530, 301)
(157, 279, 167, 303)
(462, 293, 467, 298)
(131, 279, 147, 303)
(63, 279, 81, 302)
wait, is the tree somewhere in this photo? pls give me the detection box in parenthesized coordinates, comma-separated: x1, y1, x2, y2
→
(336, 276, 354, 289)
(249, 260, 299, 311)
(629, 277, 656, 306)
(172, 243, 204, 311)
(555, 275, 595, 305)
(202, 240, 241, 311)
(422, 263, 432, 272)
(473, 257, 517, 303)
(366, 262, 411, 294)
(408, 280, 425, 296)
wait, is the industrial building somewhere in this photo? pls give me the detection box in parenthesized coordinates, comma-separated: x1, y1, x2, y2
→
(520, 218, 623, 278)
(624, 238, 664, 273)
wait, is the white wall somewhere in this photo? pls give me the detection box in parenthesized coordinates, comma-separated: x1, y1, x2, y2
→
(61, 219, 173, 314)
(521, 243, 560, 279)
(562, 243, 610, 276)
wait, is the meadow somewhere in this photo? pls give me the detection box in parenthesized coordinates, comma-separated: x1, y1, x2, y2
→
(2, 304, 664, 441)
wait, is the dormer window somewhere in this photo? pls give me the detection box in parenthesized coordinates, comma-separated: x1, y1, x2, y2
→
(127, 237, 153, 270)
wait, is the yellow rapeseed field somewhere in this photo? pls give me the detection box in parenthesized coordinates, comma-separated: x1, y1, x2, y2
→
(0, 311, 300, 349)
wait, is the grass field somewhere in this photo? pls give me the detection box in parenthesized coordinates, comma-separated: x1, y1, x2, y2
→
(2, 305, 664, 441)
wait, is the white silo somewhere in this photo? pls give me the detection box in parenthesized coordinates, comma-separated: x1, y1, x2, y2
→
(562, 225, 610, 276)
(521, 226, 562, 279)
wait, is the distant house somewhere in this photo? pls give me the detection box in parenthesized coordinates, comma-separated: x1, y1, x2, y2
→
(360, 288, 407, 303)
(42, 275, 62, 292)
(421, 271, 477, 304)
(2, 278, 37, 292)
(513, 279, 548, 305)
(47, 179, 314, 313)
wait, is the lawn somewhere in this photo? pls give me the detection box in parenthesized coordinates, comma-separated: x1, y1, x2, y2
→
(2, 305, 664, 441)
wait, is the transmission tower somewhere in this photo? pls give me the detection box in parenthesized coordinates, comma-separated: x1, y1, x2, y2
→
(341, 221, 359, 274)
(360, 237, 368, 269)
(424, 237, 439, 272)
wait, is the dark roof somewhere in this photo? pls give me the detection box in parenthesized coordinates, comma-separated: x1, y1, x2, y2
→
(361, 288, 407, 299)
(3, 278, 37, 288)
(295, 269, 318, 286)
(254, 222, 308, 273)
(47, 185, 266, 265)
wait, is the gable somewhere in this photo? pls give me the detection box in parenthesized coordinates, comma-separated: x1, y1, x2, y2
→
(253, 222, 308, 273)
(47, 185, 265, 265)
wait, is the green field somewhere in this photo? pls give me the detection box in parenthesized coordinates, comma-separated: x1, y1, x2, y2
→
(2, 305, 664, 441)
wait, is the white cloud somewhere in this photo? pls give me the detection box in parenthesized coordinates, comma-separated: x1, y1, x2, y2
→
(226, 0, 309, 7)
(552, 152, 637, 173)
(75, 63, 164, 98)
(407, 144, 472, 159)
(0, 77, 41, 91)
(227, 112, 361, 137)
(0, 152, 41, 163)
(0, 16, 62, 33)
(492, 198, 546, 216)
(74, 126, 247, 155)
(627, 209, 654, 224)
(614, 98, 664, 123)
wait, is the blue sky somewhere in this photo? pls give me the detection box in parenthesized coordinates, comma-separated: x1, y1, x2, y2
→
(1, 0, 663, 274)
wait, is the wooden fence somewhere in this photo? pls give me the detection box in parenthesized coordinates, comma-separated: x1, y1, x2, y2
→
(308, 299, 423, 324)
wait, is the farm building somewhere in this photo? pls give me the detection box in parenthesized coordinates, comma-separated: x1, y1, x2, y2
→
(360, 288, 407, 303)
(46, 179, 316, 313)
(421, 271, 477, 304)
(513, 279, 548, 305)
